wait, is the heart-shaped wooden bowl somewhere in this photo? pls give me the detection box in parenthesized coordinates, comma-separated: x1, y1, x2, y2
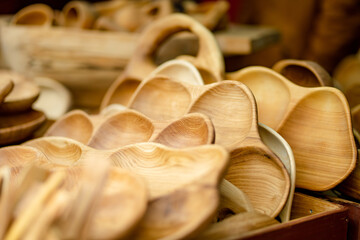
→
(11, 3, 54, 27)
(101, 13, 224, 108)
(128, 77, 290, 217)
(272, 59, 332, 87)
(229, 66, 356, 191)
(0, 71, 40, 113)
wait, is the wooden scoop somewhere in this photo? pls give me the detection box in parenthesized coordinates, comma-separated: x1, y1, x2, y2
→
(272, 59, 332, 87)
(101, 13, 224, 108)
(0, 71, 40, 113)
(11, 4, 54, 27)
(0, 109, 46, 145)
(229, 66, 356, 191)
(59, 1, 96, 29)
(258, 123, 295, 223)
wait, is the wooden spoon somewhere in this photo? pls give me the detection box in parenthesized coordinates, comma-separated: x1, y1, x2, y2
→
(11, 3, 54, 27)
(0, 109, 46, 145)
(0, 71, 40, 113)
(272, 59, 332, 87)
(258, 123, 295, 223)
(229, 66, 356, 191)
(101, 13, 224, 109)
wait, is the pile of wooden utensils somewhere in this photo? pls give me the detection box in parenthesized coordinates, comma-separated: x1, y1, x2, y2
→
(0, 5, 359, 240)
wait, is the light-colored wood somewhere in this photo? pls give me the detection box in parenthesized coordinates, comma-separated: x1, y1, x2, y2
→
(334, 55, 360, 107)
(131, 182, 220, 240)
(273, 59, 332, 87)
(32, 77, 72, 120)
(46, 108, 214, 149)
(337, 149, 360, 200)
(229, 66, 356, 191)
(194, 211, 279, 240)
(24, 137, 228, 199)
(0, 109, 46, 145)
(58, 1, 96, 29)
(100, 13, 224, 109)
(128, 77, 290, 217)
(0, 78, 13, 103)
(0, 71, 40, 113)
(218, 180, 254, 221)
(11, 4, 54, 27)
(258, 123, 295, 223)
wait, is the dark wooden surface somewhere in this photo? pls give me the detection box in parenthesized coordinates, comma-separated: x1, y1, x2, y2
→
(239, 207, 348, 240)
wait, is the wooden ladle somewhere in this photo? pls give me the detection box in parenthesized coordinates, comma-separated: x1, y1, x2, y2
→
(0, 71, 40, 113)
(129, 77, 290, 217)
(101, 13, 224, 108)
(272, 59, 332, 87)
(229, 66, 356, 191)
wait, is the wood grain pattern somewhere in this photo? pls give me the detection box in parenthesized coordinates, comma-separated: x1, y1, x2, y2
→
(129, 77, 290, 217)
(273, 59, 332, 87)
(230, 66, 356, 191)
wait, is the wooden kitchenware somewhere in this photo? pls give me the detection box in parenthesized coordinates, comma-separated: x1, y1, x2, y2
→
(0, 78, 13, 103)
(129, 77, 290, 217)
(32, 77, 72, 120)
(11, 4, 54, 27)
(258, 123, 296, 222)
(272, 59, 332, 87)
(0, 109, 46, 145)
(0, 71, 40, 113)
(229, 66, 356, 191)
(101, 13, 224, 108)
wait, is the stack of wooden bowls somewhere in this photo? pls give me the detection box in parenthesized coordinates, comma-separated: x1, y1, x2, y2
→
(0, 71, 46, 145)
(0, 11, 356, 240)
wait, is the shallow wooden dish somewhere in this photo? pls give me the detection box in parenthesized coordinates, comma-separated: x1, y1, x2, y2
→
(0, 71, 40, 113)
(258, 123, 295, 223)
(0, 109, 46, 145)
(129, 77, 290, 217)
(229, 66, 356, 191)
(272, 59, 332, 87)
(101, 13, 224, 108)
